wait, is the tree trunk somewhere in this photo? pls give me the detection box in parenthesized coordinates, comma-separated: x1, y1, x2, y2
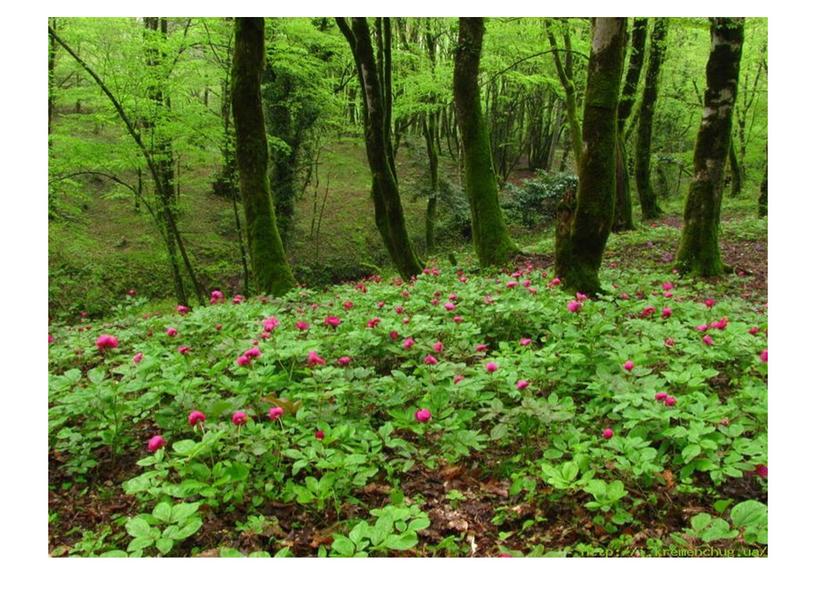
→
(758, 143, 767, 217)
(48, 18, 57, 136)
(453, 17, 517, 267)
(546, 19, 582, 166)
(612, 17, 648, 232)
(231, 17, 296, 296)
(423, 20, 440, 254)
(675, 18, 744, 277)
(555, 18, 627, 294)
(336, 18, 423, 279)
(728, 136, 742, 196)
(635, 18, 668, 220)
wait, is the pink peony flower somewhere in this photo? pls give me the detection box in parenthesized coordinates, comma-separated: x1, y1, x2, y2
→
(655, 392, 668, 401)
(448, 293, 458, 301)
(367, 317, 381, 328)
(414, 408, 432, 423)
(516, 380, 529, 390)
(389, 330, 400, 341)
(236, 355, 251, 367)
(424, 354, 438, 365)
(664, 337, 675, 347)
(475, 343, 489, 353)
(453, 315, 464, 324)
(244, 346, 261, 359)
(760, 348, 768, 363)
(188, 410, 206, 426)
(641, 306, 656, 317)
(702, 335, 714, 346)
(506, 280, 519, 289)
(619, 292, 630, 300)
(662, 307, 672, 318)
(267, 406, 284, 420)
(567, 300, 582, 313)
(95, 334, 119, 350)
(395, 305, 404, 314)
(178, 345, 191, 355)
(663, 291, 673, 298)
(49, 334, 54, 345)
(696, 324, 709, 332)
(662, 281, 674, 291)
(522, 279, 531, 288)
(315, 430, 325, 440)
(263, 317, 280, 332)
(232, 411, 247, 426)
(377, 301, 386, 309)
(548, 277, 561, 288)
(602, 428, 614, 440)
(704, 298, 716, 308)
(520, 338, 532, 346)
(403, 337, 415, 349)
(755, 464, 768, 479)
(307, 351, 326, 367)
(166, 327, 178, 337)
(444, 302, 456, 312)
(485, 362, 498, 373)
(233, 294, 245, 304)
(295, 320, 310, 331)
(576, 292, 588, 302)
(177, 305, 190, 315)
(133, 352, 144, 364)
(748, 326, 760, 335)
(623, 360, 634, 372)
(127, 288, 137, 297)
(210, 289, 224, 304)
(402, 317, 411, 325)
(337, 356, 352, 366)
(324, 316, 341, 328)
(665, 396, 677, 407)
(147, 435, 166, 452)
(453, 374, 465, 385)
(433, 341, 444, 353)
(343, 300, 354, 310)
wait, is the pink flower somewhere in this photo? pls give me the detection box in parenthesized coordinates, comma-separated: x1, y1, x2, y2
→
(704, 298, 716, 308)
(454, 374, 465, 385)
(389, 330, 400, 341)
(244, 347, 261, 359)
(210, 289, 224, 304)
(702, 335, 714, 346)
(516, 380, 529, 390)
(662, 281, 674, 291)
(414, 408, 431, 423)
(522, 279, 531, 288)
(147, 435, 166, 452)
(520, 338, 532, 346)
(448, 293, 458, 301)
(655, 392, 668, 401)
(444, 302, 456, 312)
(337, 356, 352, 366)
(95, 334, 119, 350)
(485, 362, 498, 373)
(665, 396, 677, 407)
(395, 305, 404, 314)
(424, 354, 438, 365)
(575, 292, 588, 302)
(641, 306, 656, 317)
(755, 464, 768, 479)
(295, 320, 310, 331)
(548, 277, 561, 288)
(453, 315, 464, 324)
(267, 406, 284, 420)
(343, 300, 354, 310)
(232, 411, 247, 426)
(433, 341, 444, 353)
(760, 348, 768, 363)
(236, 355, 251, 367)
(133, 352, 144, 364)
(49, 334, 54, 345)
(177, 304, 190, 315)
(696, 324, 709, 332)
(166, 327, 178, 337)
(602, 428, 614, 440)
(324, 316, 342, 328)
(307, 351, 326, 367)
(475, 343, 489, 353)
(664, 338, 675, 347)
(619, 292, 630, 301)
(377, 301, 386, 309)
(567, 300, 582, 313)
(623, 360, 634, 372)
(663, 291, 673, 298)
(402, 317, 410, 325)
(315, 430, 325, 440)
(261, 332, 271, 340)
(662, 307, 672, 318)
(748, 326, 760, 335)
(263, 317, 280, 332)
(506, 280, 519, 289)
(233, 294, 245, 304)
(367, 317, 381, 328)
(403, 337, 415, 349)
(215, 323, 223, 331)
(188, 410, 206, 426)
(127, 288, 137, 297)
(178, 345, 191, 355)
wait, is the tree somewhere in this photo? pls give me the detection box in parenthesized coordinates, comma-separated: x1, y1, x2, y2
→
(336, 17, 423, 279)
(555, 18, 627, 294)
(758, 141, 767, 217)
(613, 17, 648, 231)
(453, 17, 517, 267)
(635, 18, 669, 220)
(231, 17, 296, 296)
(545, 19, 582, 166)
(675, 18, 745, 277)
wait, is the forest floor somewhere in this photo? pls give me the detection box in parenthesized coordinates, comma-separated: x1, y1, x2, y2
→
(48, 196, 768, 558)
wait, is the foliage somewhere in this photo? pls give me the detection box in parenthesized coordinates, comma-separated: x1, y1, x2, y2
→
(502, 172, 577, 228)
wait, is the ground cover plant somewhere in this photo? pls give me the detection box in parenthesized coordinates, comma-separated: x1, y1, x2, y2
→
(48, 202, 767, 557)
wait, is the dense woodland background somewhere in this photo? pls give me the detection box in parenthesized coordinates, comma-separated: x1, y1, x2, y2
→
(48, 17, 767, 318)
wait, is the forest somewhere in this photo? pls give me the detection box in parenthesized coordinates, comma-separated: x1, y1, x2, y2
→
(47, 16, 768, 558)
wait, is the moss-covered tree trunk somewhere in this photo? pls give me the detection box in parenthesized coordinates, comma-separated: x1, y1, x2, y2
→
(758, 144, 767, 217)
(635, 18, 668, 220)
(675, 18, 744, 277)
(555, 18, 627, 294)
(613, 17, 648, 232)
(336, 18, 423, 280)
(453, 17, 517, 267)
(728, 137, 742, 196)
(231, 17, 296, 296)
(423, 20, 440, 254)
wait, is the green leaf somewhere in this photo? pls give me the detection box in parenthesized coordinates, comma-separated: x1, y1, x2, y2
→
(331, 535, 356, 557)
(681, 444, 702, 464)
(173, 518, 203, 541)
(169, 502, 200, 523)
(731, 500, 767, 529)
(127, 536, 154, 552)
(152, 502, 172, 523)
(155, 538, 174, 555)
(383, 532, 418, 551)
(125, 517, 154, 539)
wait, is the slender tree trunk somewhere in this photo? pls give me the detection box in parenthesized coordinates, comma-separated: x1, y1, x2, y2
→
(635, 18, 669, 220)
(48, 18, 57, 136)
(728, 137, 742, 196)
(546, 19, 582, 166)
(758, 154, 767, 217)
(336, 17, 423, 279)
(453, 17, 517, 267)
(555, 18, 627, 294)
(231, 17, 296, 296)
(675, 18, 744, 277)
(613, 17, 648, 232)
